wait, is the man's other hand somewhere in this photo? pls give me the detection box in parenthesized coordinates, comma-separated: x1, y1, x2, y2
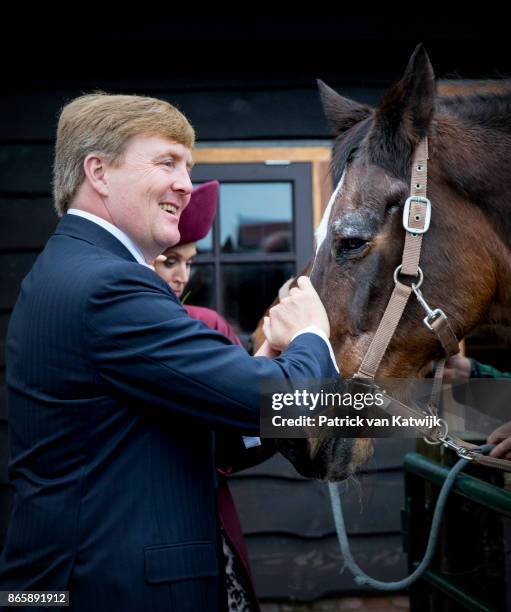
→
(264, 276, 330, 352)
(443, 354, 471, 382)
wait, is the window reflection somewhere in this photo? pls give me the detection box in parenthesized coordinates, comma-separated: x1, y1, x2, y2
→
(195, 231, 213, 254)
(220, 183, 293, 254)
(222, 262, 295, 335)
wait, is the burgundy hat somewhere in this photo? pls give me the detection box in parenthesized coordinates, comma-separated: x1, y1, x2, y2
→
(176, 180, 219, 246)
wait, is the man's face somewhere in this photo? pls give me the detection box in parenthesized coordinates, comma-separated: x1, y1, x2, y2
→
(103, 134, 193, 261)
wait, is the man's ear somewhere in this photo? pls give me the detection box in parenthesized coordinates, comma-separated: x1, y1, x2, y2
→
(83, 153, 109, 197)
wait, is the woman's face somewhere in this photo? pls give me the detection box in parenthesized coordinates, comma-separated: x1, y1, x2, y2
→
(154, 242, 197, 298)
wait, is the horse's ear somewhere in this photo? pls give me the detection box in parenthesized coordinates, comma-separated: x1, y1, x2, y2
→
(375, 44, 436, 145)
(318, 79, 372, 135)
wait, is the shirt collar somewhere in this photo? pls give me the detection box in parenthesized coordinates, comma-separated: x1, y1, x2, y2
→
(67, 209, 151, 268)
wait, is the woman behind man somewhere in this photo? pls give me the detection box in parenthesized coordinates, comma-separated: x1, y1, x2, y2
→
(153, 180, 272, 611)
(154, 180, 241, 345)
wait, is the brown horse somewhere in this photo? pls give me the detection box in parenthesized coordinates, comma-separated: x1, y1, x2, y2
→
(274, 45, 511, 481)
(313, 44, 511, 377)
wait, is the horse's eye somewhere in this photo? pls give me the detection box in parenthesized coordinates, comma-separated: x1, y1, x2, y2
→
(334, 237, 369, 260)
(342, 238, 366, 251)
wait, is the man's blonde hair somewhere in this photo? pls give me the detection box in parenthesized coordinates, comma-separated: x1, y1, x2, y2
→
(53, 93, 195, 215)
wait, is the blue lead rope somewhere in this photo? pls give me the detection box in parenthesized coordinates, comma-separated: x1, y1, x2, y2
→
(328, 443, 495, 591)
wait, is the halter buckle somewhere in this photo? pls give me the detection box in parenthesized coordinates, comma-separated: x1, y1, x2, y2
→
(403, 196, 431, 234)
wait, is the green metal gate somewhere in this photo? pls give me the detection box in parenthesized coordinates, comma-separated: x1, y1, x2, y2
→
(403, 449, 511, 611)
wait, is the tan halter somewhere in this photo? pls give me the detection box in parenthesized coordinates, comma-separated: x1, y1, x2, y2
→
(356, 138, 458, 379)
(351, 138, 511, 471)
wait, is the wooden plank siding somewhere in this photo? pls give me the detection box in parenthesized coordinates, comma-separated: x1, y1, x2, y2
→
(0, 485, 11, 551)
(0, 373, 7, 421)
(0, 199, 57, 250)
(0, 424, 7, 485)
(245, 533, 406, 600)
(0, 317, 9, 369)
(229, 466, 406, 537)
(238, 439, 414, 480)
(0, 145, 54, 195)
(228, 442, 413, 598)
(0, 253, 40, 311)
(0, 88, 382, 144)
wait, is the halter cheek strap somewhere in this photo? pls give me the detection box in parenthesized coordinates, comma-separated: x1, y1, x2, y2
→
(356, 137, 459, 380)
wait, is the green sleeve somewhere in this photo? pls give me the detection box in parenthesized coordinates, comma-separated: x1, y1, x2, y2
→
(470, 359, 511, 379)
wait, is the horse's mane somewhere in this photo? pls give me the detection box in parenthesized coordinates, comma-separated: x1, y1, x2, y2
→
(437, 90, 511, 134)
(330, 86, 511, 190)
(434, 90, 511, 214)
(330, 118, 371, 184)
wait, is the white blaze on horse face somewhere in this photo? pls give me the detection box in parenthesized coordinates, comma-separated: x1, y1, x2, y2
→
(315, 170, 346, 254)
(310, 170, 347, 275)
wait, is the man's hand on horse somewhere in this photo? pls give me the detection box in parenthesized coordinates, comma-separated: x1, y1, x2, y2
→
(254, 339, 281, 358)
(264, 276, 330, 352)
(487, 422, 511, 459)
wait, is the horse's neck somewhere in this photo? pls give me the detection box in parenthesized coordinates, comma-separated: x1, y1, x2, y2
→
(486, 245, 511, 328)
(436, 110, 511, 250)
(434, 112, 511, 330)
(477, 193, 511, 329)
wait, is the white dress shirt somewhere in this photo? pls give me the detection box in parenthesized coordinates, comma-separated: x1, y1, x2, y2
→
(68, 209, 151, 267)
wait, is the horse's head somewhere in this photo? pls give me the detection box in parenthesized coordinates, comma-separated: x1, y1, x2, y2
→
(272, 46, 511, 482)
(312, 44, 507, 379)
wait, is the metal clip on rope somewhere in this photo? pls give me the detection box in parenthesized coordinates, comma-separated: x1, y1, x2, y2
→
(423, 419, 486, 461)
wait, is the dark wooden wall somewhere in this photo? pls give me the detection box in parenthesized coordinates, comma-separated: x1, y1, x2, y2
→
(231, 439, 414, 600)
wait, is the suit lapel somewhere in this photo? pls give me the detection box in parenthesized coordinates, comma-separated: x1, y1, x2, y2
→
(54, 214, 139, 263)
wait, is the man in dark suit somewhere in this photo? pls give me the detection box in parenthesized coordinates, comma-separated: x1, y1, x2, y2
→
(0, 93, 338, 611)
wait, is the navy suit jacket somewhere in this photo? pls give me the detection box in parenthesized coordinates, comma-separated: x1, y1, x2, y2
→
(0, 214, 337, 611)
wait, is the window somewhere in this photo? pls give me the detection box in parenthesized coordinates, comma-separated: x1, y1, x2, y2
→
(186, 147, 331, 345)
